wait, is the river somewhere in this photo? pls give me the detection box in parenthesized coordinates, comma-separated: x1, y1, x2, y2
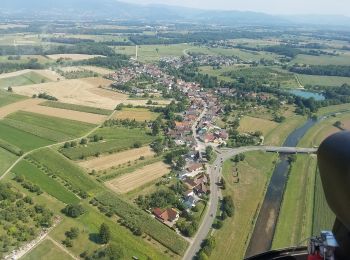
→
(245, 118, 318, 257)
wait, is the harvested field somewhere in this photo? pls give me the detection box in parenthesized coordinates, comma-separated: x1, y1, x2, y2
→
(12, 77, 126, 110)
(114, 107, 160, 122)
(106, 161, 170, 193)
(0, 69, 64, 81)
(79, 146, 154, 171)
(22, 104, 107, 124)
(80, 66, 114, 75)
(47, 54, 104, 61)
(0, 98, 43, 118)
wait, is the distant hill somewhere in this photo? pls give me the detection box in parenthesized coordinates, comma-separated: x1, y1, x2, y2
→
(0, 0, 349, 27)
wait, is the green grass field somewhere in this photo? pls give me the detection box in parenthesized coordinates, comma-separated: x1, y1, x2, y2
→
(0, 147, 17, 176)
(22, 239, 74, 260)
(12, 160, 80, 204)
(41, 101, 113, 115)
(211, 151, 276, 260)
(30, 149, 99, 194)
(312, 171, 335, 235)
(61, 127, 155, 160)
(272, 155, 317, 249)
(292, 53, 350, 66)
(6, 111, 96, 138)
(297, 74, 350, 87)
(0, 122, 53, 151)
(317, 103, 350, 116)
(0, 71, 51, 89)
(116, 107, 160, 122)
(0, 90, 26, 107)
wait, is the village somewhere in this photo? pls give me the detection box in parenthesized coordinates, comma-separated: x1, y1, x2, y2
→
(108, 60, 229, 231)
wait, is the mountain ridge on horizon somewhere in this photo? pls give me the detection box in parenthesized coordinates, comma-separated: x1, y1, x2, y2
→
(1, 0, 350, 27)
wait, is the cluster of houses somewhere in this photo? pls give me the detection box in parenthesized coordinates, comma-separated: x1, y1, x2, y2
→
(160, 54, 238, 69)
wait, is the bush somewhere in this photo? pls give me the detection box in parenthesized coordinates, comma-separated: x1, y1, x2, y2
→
(62, 204, 85, 218)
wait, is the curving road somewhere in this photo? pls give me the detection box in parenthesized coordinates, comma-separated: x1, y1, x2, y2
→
(183, 145, 316, 260)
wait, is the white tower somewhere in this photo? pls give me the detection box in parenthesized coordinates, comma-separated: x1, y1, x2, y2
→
(135, 45, 138, 61)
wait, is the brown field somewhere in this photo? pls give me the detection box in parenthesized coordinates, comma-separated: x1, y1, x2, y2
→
(22, 105, 107, 124)
(238, 116, 278, 136)
(47, 54, 104, 61)
(12, 77, 128, 110)
(79, 146, 155, 171)
(105, 161, 170, 193)
(0, 69, 64, 81)
(341, 119, 350, 130)
(79, 66, 114, 75)
(113, 107, 159, 122)
(0, 98, 42, 119)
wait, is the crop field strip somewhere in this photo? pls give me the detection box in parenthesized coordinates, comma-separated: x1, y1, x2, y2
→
(41, 101, 113, 115)
(12, 160, 80, 204)
(30, 149, 99, 195)
(105, 161, 170, 193)
(0, 98, 44, 119)
(0, 71, 52, 89)
(0, 147, 17, 176)
(113, 107, 160, 122)
(0, 90, 28, 108)
(22, 105, 107, 124)
(61, 127, 155, 160)
(78, 146, 155, 171)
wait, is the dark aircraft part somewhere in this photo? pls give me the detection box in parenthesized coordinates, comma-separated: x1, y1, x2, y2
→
(318, 131, 350, 260)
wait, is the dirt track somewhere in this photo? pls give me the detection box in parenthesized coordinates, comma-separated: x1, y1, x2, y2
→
(106, 161, 169, 193)
(79, 146, 154, 171)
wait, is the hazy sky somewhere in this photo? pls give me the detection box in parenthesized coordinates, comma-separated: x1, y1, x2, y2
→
(124, 0, 350, 16)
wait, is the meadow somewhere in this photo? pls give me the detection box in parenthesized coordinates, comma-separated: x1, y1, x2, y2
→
(22, 239, 74, 260)
(292, 53, 350, 66)
(238, 116, 278, 136)
(298, 74, 350, 87)
(272, 155, 317, 249)
(211, 151, 276, 260)
(12, 160, 80, 204)
(114, 107, 160, 122)
(61, 127, 155, 160)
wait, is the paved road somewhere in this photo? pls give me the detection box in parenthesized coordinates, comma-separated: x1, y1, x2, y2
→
(183, 145, 316, 260)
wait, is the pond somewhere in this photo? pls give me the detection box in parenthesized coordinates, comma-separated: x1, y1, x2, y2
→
(289, 89, 325, 101)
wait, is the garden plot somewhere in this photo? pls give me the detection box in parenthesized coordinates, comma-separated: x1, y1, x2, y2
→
(106, 161, 170, 193)
(79, 146, 154, 171)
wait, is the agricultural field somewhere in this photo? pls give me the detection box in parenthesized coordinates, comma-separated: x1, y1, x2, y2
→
(238, 116, 278, 136)
(30, 149, 100, 195)
(210, 151, 277, 260)
(0, 98, 42, 119)
(297, 74, 350, 87)
(0, 90, 27, 108)
(272, 155, 317, 249)
(5, 111, 96, 140)
(12, 77, 121, 110)
(0, 69, 63, 81)
(105, 161, 170, 193)
(0, 122, 53, 151)
(22, 104, 107, 124)
(114, 107, 160, 121)
(12, 160, 80, 204)
(47, 54, 104, 61)
(61, 127, 155, 160)
(0, 71, 52, 89)
(0, 147, 17, 176)
(79, 146, 155, 171)
(41, 101, 113, 115)
(292, 53, 350, 66)
(22, 239, 74, 260)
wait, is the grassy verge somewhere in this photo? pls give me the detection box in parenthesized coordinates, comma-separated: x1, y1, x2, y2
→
(22, 239, 74, 260)
(0, 147, 17, 176)
(41, 101, 113, 116)
(210, 151, 276, 260)
(272, 155, 317, 249)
